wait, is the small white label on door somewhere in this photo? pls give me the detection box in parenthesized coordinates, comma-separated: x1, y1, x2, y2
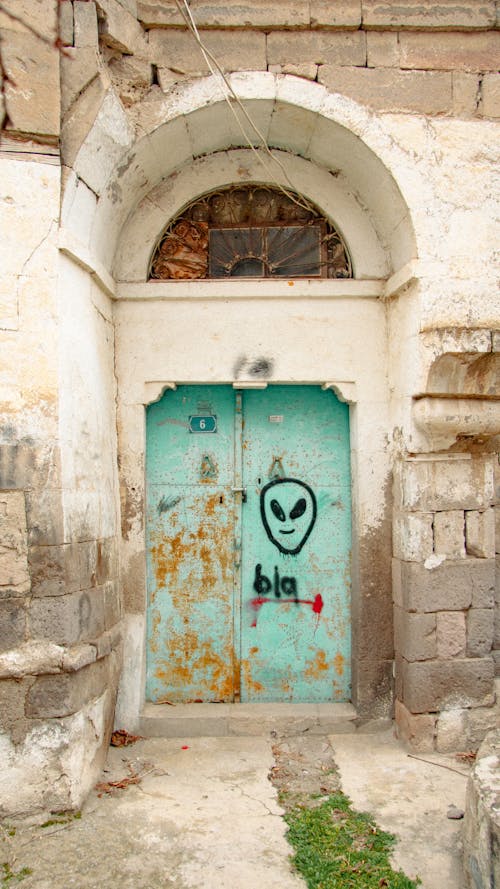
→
(268, 415, 284, 423)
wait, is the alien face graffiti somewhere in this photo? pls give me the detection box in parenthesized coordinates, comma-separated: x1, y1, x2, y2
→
(260, 478, 317, 555)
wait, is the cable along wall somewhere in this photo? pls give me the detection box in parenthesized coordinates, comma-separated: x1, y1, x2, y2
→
(149, 185, 353, 281)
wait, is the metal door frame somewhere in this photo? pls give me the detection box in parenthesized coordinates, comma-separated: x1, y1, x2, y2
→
(144, 382, 352, 704)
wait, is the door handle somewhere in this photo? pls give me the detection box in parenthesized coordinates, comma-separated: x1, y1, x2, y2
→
(232, 487, 247, 503)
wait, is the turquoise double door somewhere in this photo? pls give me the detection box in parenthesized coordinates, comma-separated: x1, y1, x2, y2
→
(146, 385, 351, 703)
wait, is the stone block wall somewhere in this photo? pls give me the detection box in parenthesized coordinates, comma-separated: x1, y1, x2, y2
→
(0, 2, 122, 817)
(494, 459, 500, 677)
(393, 455, 499, 753)
(127, 0, 500, 119)
(0, 0, 60, 140)
(50, 0, 500, 130)
(0, 211, 122, 815)
(0, 440, 121, 812)
(57, 0, 498, 754)
(0, 0, 498, 816)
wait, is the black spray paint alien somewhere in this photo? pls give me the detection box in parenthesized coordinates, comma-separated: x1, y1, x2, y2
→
(260, 478, 317, 555)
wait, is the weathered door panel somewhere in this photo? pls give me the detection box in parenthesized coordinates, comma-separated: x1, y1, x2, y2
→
(240, 387, 351, 702)
(146, 386, 236, 702)
(145, 384, 351, 704)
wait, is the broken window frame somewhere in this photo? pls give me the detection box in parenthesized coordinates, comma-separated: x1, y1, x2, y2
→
(149, 185, 353, 281)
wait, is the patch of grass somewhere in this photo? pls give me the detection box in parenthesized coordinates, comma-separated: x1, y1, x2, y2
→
(285, 792, 421, 888)
(1, 863, 32, 886)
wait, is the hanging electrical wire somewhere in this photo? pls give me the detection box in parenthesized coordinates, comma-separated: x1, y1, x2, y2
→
(174, 0, 317, 216)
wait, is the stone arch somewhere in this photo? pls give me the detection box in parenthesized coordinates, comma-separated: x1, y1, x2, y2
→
(61, 72, 420, 728)
(61, 73, 417, 280)
(114, 149, 389, 282)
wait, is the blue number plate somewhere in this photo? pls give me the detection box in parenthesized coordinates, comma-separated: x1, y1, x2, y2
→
(189, 415, 217, 433)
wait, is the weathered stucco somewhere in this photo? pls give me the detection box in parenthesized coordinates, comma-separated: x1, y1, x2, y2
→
(463, 727, 500, 888)
(0, 0, 499, 817)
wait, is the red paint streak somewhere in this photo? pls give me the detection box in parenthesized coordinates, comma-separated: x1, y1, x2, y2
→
(312, 593, 324, 614)
(250, 594, 324, 626)
(181, 745, 189, 750)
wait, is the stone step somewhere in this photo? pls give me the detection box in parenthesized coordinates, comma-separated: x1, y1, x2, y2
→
(139, 702, 361, 737)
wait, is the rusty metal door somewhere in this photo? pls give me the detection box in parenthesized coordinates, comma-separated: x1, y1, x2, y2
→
(146, 386, 236, 702)
(240, 386, 351, 702)
(146, 385, 351, 703)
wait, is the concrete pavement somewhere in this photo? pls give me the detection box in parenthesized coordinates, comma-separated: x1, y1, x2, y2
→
(1, 728, 471, 889)
(333, 730, 470, 889)
(2, 736, 304, 889)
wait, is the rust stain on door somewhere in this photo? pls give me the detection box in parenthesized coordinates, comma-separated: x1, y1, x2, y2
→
(146, 386, 236, 702)
(146, 385, 351, 704)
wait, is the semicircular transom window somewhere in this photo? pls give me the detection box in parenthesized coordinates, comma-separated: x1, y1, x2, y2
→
(149, 186, 352, 280)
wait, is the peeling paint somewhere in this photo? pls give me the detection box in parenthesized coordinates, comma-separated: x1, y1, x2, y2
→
(146, 385, 351, 704)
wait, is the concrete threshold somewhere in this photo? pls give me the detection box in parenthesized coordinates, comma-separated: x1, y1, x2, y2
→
(139, 701, 363, 737)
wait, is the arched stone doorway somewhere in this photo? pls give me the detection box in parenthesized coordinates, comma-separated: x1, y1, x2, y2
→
(60, 73, 417, 730)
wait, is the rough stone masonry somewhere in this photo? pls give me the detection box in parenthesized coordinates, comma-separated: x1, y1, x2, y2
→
(0, 0, 499, 818)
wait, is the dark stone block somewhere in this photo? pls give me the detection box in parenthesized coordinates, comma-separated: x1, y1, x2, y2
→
(0, 600, 26, 652)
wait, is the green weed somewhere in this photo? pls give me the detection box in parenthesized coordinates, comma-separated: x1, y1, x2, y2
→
(285, 793, 421, 888)
(40, 811, 81, 829)
(1, 863, 32, 886)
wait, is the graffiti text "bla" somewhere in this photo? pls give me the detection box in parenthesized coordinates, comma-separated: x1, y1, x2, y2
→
(253, 563, 297, 598)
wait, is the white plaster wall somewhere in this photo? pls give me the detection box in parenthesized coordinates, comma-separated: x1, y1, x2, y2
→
(0, 157, 61, 444)
(387, 281, 427, 453)
(0, 251, 121, 812)
(59, 71, 499, 326)
(0, 690, 113, 817)
(115, 295, 386, 400)
(377, 116, 499, 329)
(378, 115, 499, 451)
(58, 256, 119, 542)
(115, 292, 390, 534)
(114, 291, 391, 720)
(0, 157, 121, 812)
(114, 149, 389, 282)
(114, 613, 146, 731)
(61, 76, 500, 449)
